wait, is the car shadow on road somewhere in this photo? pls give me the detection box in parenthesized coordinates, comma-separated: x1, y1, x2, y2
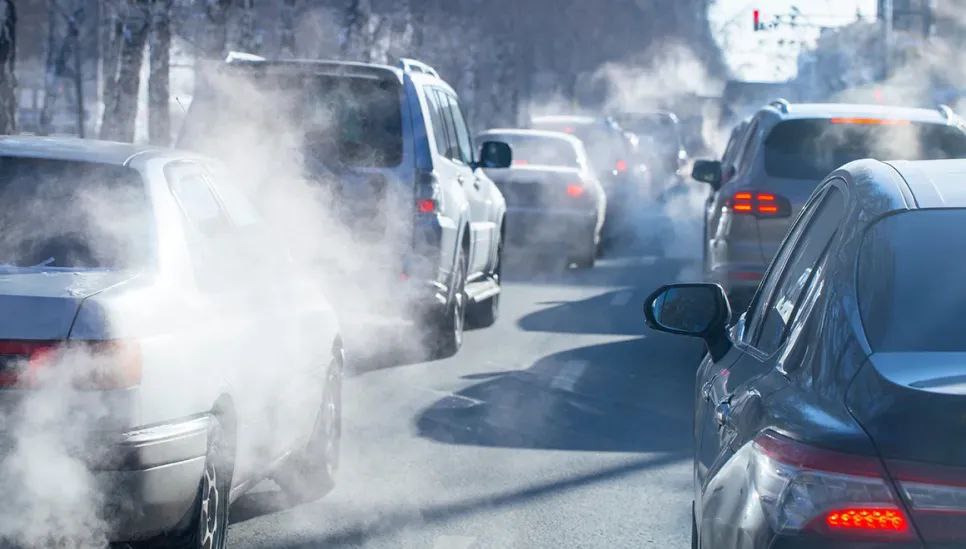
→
(416, 334, 705, 453)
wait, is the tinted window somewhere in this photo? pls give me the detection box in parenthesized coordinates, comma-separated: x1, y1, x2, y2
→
(764, 119, 966, 180)
(0, 157, 152, 270)
(170, 173, 228, 232)
(756, 187, 845, 354)
(446, 95, 475, 165)
(859, 209, 966, 352)
(484, 134, 580, 168)
(433, 90, 461, 161)
(426, 88, 451, 158)
(182, 70, 403, 168)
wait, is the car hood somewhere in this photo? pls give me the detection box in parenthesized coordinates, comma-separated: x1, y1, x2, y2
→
(846, 352, 966, 466)
(0, 270, 137, 340)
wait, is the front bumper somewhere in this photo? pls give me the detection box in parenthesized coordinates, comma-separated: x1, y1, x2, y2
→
(92, 416, 210, 541)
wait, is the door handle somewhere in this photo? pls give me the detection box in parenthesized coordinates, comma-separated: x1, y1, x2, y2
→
(473, 178, 481, 190)
(714, 401, 733, 427)
(457, 175, 466, 185)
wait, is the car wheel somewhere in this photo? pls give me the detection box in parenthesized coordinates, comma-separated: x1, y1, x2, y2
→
(141, 418, 230, 549)
(274, 359, 342, 503)
(571, 235, 597, 269)
(467, 239, 501, 328)
(428, 247, 467, 358)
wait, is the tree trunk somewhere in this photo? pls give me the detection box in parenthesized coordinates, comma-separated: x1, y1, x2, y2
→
(39, 1, 64, 135)
(233, 0, 258, 53)
(340, 0, 374, 60)
(100, 0, 149, 142)
(278, 0, 297, 56)
(0, 0, 16, 134)
(148, 0, 171, 145)
(202, 0, 231, 60)
(100, 0, 122, 129)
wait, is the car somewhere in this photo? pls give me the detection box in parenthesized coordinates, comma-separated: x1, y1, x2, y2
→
(476, 128, 606, 267)
(611, 111, 689, 187)
(691, 100, 966, 312)
(0, 136, 342, 548)
(644, 158, 966, 548)
(179, 54, 512, 356)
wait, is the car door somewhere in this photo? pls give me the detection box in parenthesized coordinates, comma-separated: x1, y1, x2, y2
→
(705, 120, 753, 259)
(696, 184, 847, 521)
(438, 90, 489, 276)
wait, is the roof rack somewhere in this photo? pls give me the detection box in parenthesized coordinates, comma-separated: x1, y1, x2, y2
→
(938, 104, 955, 120)
(769, 98, 790, 113)
(225, 51, 266, 64)
(398, 58, 439, 78)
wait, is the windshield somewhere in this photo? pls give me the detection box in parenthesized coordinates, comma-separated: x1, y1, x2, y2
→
(764, 119, 966, 179)
(0, 157, 152, 270)
(859, 209, 966, 352)
(182, 70, 403, 169)
(485, 134, 580, 168)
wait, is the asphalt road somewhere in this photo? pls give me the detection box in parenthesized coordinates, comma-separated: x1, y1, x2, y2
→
(227, 236, 706, 548)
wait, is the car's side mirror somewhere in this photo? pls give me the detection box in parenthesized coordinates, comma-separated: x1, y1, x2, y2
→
(643, 283, 732, 361)
(477, 141, 512, 169)
(692, 159, 722, 189)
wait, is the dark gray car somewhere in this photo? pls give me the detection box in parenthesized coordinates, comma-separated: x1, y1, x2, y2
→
(647, 158, 966, 548)
(692, 101, 966, 310)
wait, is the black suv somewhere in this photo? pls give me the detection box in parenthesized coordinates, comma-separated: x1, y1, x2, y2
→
(180, 54, 512, 357)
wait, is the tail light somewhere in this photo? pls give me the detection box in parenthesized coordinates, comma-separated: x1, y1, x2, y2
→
(566, 183, 585, 198)
(614, 159, 628, 173)
(0, 340, 142, 390)
(415, 170, 441, 215)
(749, 430, 914, 541)
(889, 460, 966, 543)
(727, 191, 791, 218)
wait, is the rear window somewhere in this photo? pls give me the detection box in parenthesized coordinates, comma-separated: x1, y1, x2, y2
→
(181, 70, 403, 168)
(764, 119, 966, 180)
(486, 134, 580, 168)
(0, 157, 153, 270)
(858, 209, 966, 351)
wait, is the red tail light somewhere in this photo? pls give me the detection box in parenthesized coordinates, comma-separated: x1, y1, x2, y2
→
(614, 159, 628, 173)
(566, 183, 585, 198)
(416, 198, 437, 214)
(749, 430, 914, 541)
(727, 191, 790, 218)
(0, 340, 142, 390)
(889, 459, 966, 543)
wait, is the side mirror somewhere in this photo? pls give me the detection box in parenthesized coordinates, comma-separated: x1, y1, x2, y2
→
(643, 283, 732, 361)
(691, 159, 722, 189)
(477, 141, 512, 169)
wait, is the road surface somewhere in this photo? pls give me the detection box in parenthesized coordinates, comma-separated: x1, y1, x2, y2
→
(228, 240, 705, 548)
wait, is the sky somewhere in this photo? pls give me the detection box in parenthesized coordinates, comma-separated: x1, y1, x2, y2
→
(709, 0, 879, 81)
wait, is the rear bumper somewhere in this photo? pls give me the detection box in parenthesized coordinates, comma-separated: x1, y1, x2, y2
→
(505, 207, 597, 250)
(92, 416, 210, 541)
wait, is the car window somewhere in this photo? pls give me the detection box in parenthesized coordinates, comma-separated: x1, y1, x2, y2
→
(735, 118, 759, 172)
(859, 209, 966, 352)
(433, 89, 461, 161)
(425, 87, 451, 158)
(168, 168, 230, 235)
(445, 94, 475, 165)
(755, 187, 846, 354)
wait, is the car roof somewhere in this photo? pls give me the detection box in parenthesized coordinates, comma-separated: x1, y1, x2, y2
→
(478, 128, 583, 145)
(0, 136, 169, 166)
(771, 102, 948, 124)
(220, 57, 404, 82)
(530, 115, 597, 126)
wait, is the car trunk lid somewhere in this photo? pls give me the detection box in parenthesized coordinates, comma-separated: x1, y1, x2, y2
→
(485, 166, 592, 210)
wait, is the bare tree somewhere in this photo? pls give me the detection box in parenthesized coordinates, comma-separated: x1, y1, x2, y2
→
(100, 0, 150, 142)
(233, 0, 259, 53)
(340, 0, 375, 60)
(100, 0, 122, 129)
(202, 0, 231, 59)
(0, 0, 15, 134)
(148, 0, 172, 145)
(39, 1, 87, 136)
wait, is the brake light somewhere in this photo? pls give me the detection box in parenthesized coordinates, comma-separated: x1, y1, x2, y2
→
(0, 340, 142, 390)
(512, 159, 529, 166)
(416, 198, 437, 214)
(727, 191, 790, 217)
(563, 126, 575, 134)
(566, 183, 585, 198)
(825, 508, 908, 532)
(748, 430, 913, 540)
(830, 117, 910, 125)
(615, 159, 628, 173)
(889, 459, 966, 543)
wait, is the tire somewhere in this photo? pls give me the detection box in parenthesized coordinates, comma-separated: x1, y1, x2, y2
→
(141, 418, 231, 549)
(427, 247, 467, 358)
(274, 360, 342, 503)
(466, 239, 501, 328)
